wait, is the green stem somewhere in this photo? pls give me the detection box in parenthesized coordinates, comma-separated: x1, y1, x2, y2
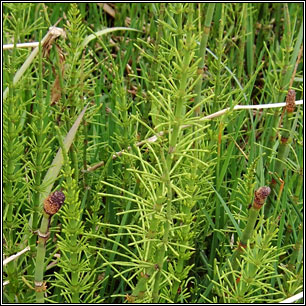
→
(213, 3, 225, 106)
(194, 3, 215, 116)
(130, 183, 163, 301)
(82, 119, 88, 188)
(34, 212, 50, 303)
(149, 3, 165, 130)
(293, 166, 303, 203)
(4, 36, 19, 227)
(70, 236, 80, 303)
(265, 90, 297, 217)
(31, 32, 45, 247)
(231, 187, 270, 274)
(237, 3, 247, 81)
(231, 206, 260, 273)
(105, 97, 115, 225)
(241, 207, 260, 245)
(275, 90, 296, 175)
(246, 3, 254, 76)
(132, 273, 150, 301)
(288, 223, 303, 269)
(166, 7, 193, 169)
(152, 151, 172, 303)
(3, 37, 22, 302)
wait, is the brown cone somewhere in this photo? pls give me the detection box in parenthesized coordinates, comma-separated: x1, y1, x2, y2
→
(44, 190, 65, 215)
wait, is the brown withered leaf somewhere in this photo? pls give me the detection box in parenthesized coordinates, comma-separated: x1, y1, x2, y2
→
(51, 44, 65, 105)
(43, 27, 66, 58)
(51, 74, 62, 105)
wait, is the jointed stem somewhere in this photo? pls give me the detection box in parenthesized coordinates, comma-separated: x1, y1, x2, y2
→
(231, 187, 271, 275)
(34, 213, 51, 303)
(152, 150, 172, 303)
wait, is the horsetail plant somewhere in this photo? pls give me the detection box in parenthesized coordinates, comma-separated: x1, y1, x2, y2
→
(262, 3, 303, 165)
(96, 5, 216, 303)
(27, 32, 54, 252)
(265, 89, 297, 217)
(202, 187, 276, 303)
(52, 126, 101, 303)
(230, 186, 271, 277)
(280, 223, 304, 298)
(34, 190, 65, 302)
(276, 89, 297, 173)
(288, 223, 303, 272)
(131, 4, 209, 302)
(3, 8, 34, 300)
(32, 105, 88, 303)
(169, 167, 199, 302)
(213, 218, 287, 303)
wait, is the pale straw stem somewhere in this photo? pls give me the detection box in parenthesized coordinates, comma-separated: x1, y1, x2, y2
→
(3, 246, 30, 266)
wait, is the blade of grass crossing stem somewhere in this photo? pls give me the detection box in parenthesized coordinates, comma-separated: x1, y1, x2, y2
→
(3, 22, 63, 101)
(34, 105, 88, 303)
(80, 27, 140, 58)
(39, 104, 89, 205)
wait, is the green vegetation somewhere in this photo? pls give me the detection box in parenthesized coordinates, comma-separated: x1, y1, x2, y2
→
(3, 3, 303, 303)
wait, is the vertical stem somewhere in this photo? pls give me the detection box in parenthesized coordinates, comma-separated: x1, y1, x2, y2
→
(246, 3, 254, 76)
(293, 166, 303, 204)
(105, 102, 115, 225)
(130, 183, 163, 301)
(208, 121, 223, 273)
(3, 34, 23, 303)
(194, 3, 215, 116)
(166, 7, 193, 169)
(83, 119, 88, 188)
(149, 3, 165, 130)
(34, 213, 51, 303)
(213, 3, 225, 106)
(288, 223, 303, 269)
(237, 3, 247, 81)
(265, 90, 296, 217)
(56, 126, 82, 302)
(152, 150, 172, 303)
(30, 33, 45, 247)
(4, 34, 19, 228)
(230, 187, 271, 278)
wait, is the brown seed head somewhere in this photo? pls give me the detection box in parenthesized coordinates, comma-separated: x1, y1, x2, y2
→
(253, 186, 271, 210)
(44, 190, 65, 215)
(286, 89, 296, 113)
